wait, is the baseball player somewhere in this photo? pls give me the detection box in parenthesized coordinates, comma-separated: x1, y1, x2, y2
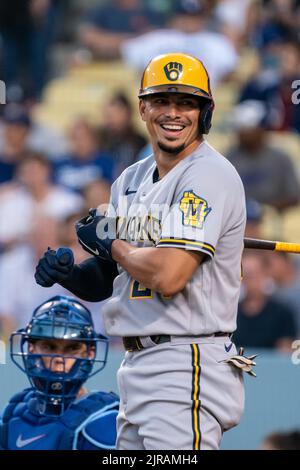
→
(35, 53, 256, 450)
(0, 295, 119, 450)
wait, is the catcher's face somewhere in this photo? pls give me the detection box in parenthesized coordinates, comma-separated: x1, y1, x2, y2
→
(139, 93, 202, 155)
(29, 339, 95, 373)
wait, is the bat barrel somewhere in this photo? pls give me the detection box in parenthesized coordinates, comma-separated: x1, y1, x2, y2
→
(244, 238, 300, 254)
(275, 242, 300, 254)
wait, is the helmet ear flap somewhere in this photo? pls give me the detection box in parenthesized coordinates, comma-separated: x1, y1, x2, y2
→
(199, 101, 214, 134)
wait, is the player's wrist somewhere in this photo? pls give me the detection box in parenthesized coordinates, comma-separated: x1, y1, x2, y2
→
(111, 239, 123, 262)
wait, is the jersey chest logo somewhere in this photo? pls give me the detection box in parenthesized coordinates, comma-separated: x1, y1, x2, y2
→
(179, 190, 211, 229)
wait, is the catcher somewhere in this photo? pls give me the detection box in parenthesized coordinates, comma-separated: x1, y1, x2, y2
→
(0, 295, 119, 450)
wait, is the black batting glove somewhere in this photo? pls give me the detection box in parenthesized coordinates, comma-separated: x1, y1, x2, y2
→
(35, 247, 74, 287)
(75, 208, 116, 262)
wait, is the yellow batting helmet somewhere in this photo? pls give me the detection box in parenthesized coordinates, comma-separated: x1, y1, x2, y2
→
(139, 52, 214, 134)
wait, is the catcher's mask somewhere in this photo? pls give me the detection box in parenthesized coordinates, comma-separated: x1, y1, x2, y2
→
(10, 295, 108, 416)
(139, 52, 214, 134)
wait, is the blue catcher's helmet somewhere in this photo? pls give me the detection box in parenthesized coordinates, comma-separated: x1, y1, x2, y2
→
(10, 296, 108, 416)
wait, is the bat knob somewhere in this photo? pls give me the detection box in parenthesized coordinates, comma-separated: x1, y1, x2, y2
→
(56, 247, 74, 267)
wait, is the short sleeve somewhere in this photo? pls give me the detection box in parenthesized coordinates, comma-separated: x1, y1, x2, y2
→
(156, 160, 244, 259)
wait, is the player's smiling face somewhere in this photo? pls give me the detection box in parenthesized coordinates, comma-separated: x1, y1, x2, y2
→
(139, 93, 202, 155)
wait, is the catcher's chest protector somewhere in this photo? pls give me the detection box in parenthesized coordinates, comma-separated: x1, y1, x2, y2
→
(0, 388, 119, 450)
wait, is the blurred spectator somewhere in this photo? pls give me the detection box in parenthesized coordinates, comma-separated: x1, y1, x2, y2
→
(143, 0, 179, 16)
(227, 100, 300, 211)
(0, 215, 63, 337)
(0, 152, 83, 252)
(233, 252, 297, 352)
(82, 180, 112, 213)
(27, 119, 69, 160)
(262, 429, 300, 450)
(0, 213, 107, 338)
(266, 251, 300, 334)
(214, 0, 253, 48)
(0, 0, 62, 99)
(79, 0, 164, 60)
(253, 0, 298, 51)
(0, 104, 69, 161)
(54, 118, 114, 192)
(121, 0, 238, 86)
(99, 93, 147, 175)
(57, 211, 89, 264)
(0, 209, 111, 338)
(295, 2, 300, 42)
(239, 40, 300, 133)
(245, 199, 264, 238)
(0, 105, 32, 184)
(274, 41, 300, 133)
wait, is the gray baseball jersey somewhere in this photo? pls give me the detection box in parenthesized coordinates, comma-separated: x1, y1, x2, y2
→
(103, 140, 246, 336)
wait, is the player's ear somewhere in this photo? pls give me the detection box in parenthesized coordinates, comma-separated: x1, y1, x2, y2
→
(139, 99, 147, 122)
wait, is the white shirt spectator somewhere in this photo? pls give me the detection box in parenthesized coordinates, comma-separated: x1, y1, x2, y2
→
(121, 29, 238, 86)
(0, 122, 69, 161)
(0, 185, 83, 245)
(28, 123, 69, 161)
(215, 0, 251, 33)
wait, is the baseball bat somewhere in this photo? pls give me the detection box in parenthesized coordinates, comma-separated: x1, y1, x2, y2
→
(244, 238, 300, 254)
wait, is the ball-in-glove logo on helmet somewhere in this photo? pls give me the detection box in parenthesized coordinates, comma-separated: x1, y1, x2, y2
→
(164, 62, 183, 81)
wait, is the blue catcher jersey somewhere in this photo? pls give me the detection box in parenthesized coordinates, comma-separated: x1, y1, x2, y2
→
(0, 388, 119, 450)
